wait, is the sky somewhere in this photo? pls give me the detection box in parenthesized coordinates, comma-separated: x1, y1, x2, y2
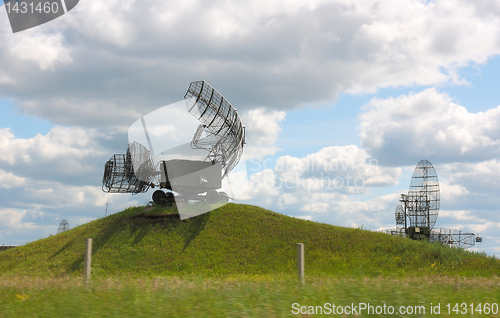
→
(1, 0, 500, 257)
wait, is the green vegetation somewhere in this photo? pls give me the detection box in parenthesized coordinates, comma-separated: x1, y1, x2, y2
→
(0, 203, 498, 278)
(1, 204, 499, 316)
(1, 276, 500, 317)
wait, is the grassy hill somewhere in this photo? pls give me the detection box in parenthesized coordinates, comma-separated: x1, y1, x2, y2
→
(1, 203, 499, 278)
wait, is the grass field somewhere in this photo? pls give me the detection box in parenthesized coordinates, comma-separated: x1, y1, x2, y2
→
(1, 276, 499, 317)
(1, 204, 499, 316)
(1, 204, 498, 278)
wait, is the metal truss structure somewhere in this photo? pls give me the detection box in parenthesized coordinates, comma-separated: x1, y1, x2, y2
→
(429, 228, 477, 249)
(57, 219, 71, 234)
(405, 160, 440, 230)
(395, 205, 405, 229)
(184, 81, 245, 178)
(102, 81, 246, 215)
(382, 228, 405, 236)
(102, 143, 154, 194)
(383, 160, 482, 249)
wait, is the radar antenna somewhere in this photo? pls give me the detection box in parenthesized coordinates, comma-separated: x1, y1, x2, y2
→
(184, 81, 245, 177)
(395, 204, 405, 229)
(102, 142, 155, 194)
(57, 219, 70, 234)
(101, 81, 247, 219)
(383, 160, 479, 249)
(405, 159, 440, 231)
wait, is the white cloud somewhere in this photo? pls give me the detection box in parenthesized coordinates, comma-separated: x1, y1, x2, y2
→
(1, 0, 500, 256)
(240, 169, 279, 204)
(274, 145, 401, 193)
(0, 169, 26, 189)
(2, 0, 500, 127)
(0, 208, 27, 228)
(439, 159, 500, 195)
(436, 209, 500, 236)
(0, 126, 109, 185)
(439, 182, 469, 203)
(295, 215, 312, 221)
(75, 0, 136, 47)
(296, 192, 401, 228)
(8, 33, 73, 71)
(359, 88, 500, 165)
(300, 201, 331, 214)
(242, 145, 401, 220)
(439, 209, 482, 222)
(240, 108, 286, 159)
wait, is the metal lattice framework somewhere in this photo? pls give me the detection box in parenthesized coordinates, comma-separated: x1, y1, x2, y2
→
(429, 228, 476, 249)
(128, 141, 157, 184)
(102, 80, 246, 215)
(382, 159, 482, 249)
(57, 219, 70, 234)
(184, 81, 245, 177)
(395, 204, 405, 229)
(405, 159, 440, 230)
(382, 228, 405, 236)
(102, 143, 154, 194)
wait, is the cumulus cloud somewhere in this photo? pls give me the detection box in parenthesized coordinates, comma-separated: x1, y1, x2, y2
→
(359, 88, 500, 166)
(0, 118, 142, 245)
(273, 145, 401, 194)
(240, 144, 500, 248)
(8, 33, 73, 71)
(0, 174, 145, 245)
(2, 0, 500, 255)
(242, 145, 401, 216)
(241, 108, 286, 159)
(0, 208, 27, 228)
(1, 0, 500, 127)
(0, 126, 112, 186)
(437, 209, 500, 237)
(440, 160, 500, 195)
(429, 160, 500, 225)
(0, 169, 26, 189)
(439, 182, 469, 204)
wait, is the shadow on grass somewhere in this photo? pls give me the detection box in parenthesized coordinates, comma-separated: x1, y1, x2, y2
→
(181, 212, 211, 253)
(47, 206, 183, 274)
(54, 206, 212, 274)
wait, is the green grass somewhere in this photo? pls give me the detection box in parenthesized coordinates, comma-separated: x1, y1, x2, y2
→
(1, 276, 499, 317)
(0, 203, 498, 278)
(1, 204, 500, 317)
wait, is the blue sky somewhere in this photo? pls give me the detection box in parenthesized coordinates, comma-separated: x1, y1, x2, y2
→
(1, 0, 500, 257)
(0, 99, 54, 138)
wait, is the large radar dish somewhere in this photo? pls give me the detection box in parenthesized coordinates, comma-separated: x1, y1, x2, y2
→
(382, 159, 481, 249)
(184, 81, 245, 178)
(406, 159, 440, 230)
(102, 81, 249, 220)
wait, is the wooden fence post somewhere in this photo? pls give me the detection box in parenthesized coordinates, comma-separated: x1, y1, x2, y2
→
(297, 243, 304, 284)
(84, 238, 92, 283)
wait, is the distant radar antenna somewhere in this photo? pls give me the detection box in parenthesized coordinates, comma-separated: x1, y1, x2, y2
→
(57, 219, 70, 234)
(384, 160, 479, 249)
